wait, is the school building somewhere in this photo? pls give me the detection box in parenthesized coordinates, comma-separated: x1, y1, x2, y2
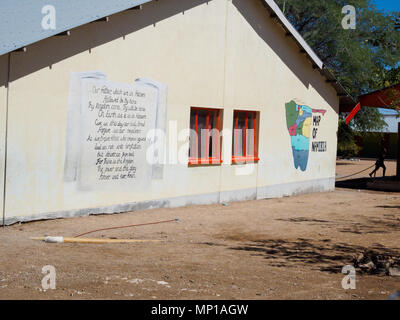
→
(0, 0, 355, 224)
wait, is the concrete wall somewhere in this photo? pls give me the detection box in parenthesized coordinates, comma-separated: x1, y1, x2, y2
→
(0, 54, 8, 223)
(1, 0, 339, 224)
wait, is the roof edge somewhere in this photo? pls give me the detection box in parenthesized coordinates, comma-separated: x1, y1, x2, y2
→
(262, 0, 323, 69)
(0, 0, 153, 56)
(261, 0, 357, 108)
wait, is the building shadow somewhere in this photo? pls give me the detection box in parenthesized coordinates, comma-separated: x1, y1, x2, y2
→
(0, 0, 339, 115)
(335, 176, 400, 192)
(0, 0, 212, 85)
(232, 0, 338, 112)
(377, 205, 400, 209)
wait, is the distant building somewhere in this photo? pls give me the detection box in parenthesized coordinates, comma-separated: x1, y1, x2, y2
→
(380, 109, 400, 133)
(354, 109, 399, 160)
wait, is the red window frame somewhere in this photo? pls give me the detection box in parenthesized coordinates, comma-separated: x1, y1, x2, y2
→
(188, 107, 223, 165)
(232, 110, 260, 163)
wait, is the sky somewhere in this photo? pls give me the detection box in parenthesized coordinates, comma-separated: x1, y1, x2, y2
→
(372, 0, 400, 12)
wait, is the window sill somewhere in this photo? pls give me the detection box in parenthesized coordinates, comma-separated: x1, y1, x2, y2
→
(188, 158, 223, 166)
(231, 156, 260, 164)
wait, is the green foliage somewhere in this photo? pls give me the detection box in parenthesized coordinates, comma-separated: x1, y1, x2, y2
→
(337, 120, 361, 157)
(378, 66, 400, 111)
(276, 0, 400, 129)
(395, 12, 400, 30)
(348, 107, 388, 132)
(357, 131, 397, 159)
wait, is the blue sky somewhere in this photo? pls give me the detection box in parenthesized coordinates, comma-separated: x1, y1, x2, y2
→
(372, 0, 400, 12)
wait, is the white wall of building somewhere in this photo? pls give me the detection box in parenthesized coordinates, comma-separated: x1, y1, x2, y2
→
(1, 0, 339, 223)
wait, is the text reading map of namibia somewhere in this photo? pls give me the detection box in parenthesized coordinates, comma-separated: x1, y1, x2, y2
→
(285, 100, 326, 171)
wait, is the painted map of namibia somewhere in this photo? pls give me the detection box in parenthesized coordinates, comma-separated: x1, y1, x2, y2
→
(285, 100, 326, 171)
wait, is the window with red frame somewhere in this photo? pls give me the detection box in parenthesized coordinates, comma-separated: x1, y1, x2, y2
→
(189, 107, 222, 165)
(232, 110, 259, 163)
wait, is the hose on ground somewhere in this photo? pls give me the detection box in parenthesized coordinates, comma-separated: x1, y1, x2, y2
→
(335, 164, 375, 181)
(74, 218, 179, 238)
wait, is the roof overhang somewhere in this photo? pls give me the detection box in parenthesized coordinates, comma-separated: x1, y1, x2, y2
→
(0, 0, 152, 56)
(262, 0, 323, 69)
(340, 83, 400, 113)
(1, 0, 357, 109)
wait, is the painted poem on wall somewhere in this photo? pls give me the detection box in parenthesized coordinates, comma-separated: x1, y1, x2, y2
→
(77, 79, 158, 190)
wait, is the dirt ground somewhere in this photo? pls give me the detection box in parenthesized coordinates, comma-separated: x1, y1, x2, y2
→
(336, 158, 397, 180)
(0, 160, 399, 300)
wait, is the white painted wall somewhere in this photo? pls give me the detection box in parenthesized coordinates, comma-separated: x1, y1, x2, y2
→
(0, 54, 8, 222)
(1, 0, 339, 222)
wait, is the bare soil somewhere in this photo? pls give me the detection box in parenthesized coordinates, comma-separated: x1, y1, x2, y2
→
(0, 160, 399, 300)
(336, 158, 397, 180)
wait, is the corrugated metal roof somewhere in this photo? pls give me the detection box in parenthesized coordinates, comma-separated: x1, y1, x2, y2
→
(0, 0, 151, 56)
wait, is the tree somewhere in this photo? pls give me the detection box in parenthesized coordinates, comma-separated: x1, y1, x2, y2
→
(276, 0, 400, 130)
(337, 120, 361, 157)
(395, 12, 400, 30)
(345, 108, 387, 132)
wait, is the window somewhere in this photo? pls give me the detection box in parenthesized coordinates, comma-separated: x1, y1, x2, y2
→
(189, 107, 223, 165)
(232, 110, 259, 163)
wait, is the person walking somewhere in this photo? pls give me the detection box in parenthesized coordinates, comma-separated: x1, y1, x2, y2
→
(369, 148, 387, 178)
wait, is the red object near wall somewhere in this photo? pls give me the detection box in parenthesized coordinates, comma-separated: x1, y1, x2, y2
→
(345, 102, 361, 124)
